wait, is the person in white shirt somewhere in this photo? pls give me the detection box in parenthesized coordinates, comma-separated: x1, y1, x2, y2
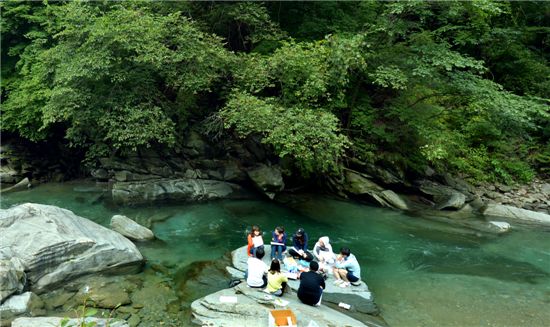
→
(313, 236, 335, 273)
(246, 247, 268, 288)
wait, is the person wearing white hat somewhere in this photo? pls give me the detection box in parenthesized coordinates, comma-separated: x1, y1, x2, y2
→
(313, 236, 335, 273)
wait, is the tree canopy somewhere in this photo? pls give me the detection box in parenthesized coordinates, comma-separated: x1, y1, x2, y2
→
(2, 1, 549, 182)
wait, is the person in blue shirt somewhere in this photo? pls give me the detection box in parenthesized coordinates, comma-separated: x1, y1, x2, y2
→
(288, 228, 313, 262)
(333, 247, 361, 288)
(270, 226, 286, 260)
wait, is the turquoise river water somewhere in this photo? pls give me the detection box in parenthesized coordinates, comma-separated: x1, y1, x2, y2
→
(2, 182, 549, 326)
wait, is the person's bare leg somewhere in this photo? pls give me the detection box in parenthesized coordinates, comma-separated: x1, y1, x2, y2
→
(332, 267, 341, 280)
(338, 269, 350, 282)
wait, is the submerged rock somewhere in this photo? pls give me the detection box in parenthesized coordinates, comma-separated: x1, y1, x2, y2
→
(0, 203, 143, 293)
(112, 178, 250, 205)
(111, 215, 155, 241)
(404, 249, 549, 284)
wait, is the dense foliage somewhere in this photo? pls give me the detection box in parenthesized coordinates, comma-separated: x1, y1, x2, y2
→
(2, 1, 549, 182)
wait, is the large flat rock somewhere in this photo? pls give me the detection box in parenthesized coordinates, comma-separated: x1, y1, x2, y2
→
(112, 178, 250, 205)
(230, 246, 378, 315)
(0, 203, 143, 293)
(191, 283, 373, 327)
(483, 204, 550, 226)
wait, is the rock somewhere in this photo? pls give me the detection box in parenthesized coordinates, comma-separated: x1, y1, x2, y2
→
(230, 246, 378, 317)
(488, 221, 511, 233)
(379, 190, 408, 210)
(127, 314, 141, 327)
(419, 181, 466, 210)
(42, 290, 75, 310)
(183, 130, 209, 158)
(191, 283, 371, 327)
(497, 184, 512, 193)
(0, 166, 19, 184)
(0, 256, 26, 302)
(0, 177, 31, 194)
(0, 203, 143, 293)
(91, 168, 110, 180)
(482, 204, 550, 226)
(114, 170, 160, 182)
(344, 170, 384, 194)
(247, 164, 284, 199)
(541, 183, 550, 195)
(111, 215, 154, 241)
(12, 317, 129, 327)
(435, 191, 466, 210)
(0, 292, 44, 325)
(112, 178, 249, 205)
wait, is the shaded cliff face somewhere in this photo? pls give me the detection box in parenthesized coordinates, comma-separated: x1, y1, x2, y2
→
(0, 135, 86, 187)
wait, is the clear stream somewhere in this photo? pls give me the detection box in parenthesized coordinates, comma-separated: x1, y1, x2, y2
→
(2, 182, 549, 326)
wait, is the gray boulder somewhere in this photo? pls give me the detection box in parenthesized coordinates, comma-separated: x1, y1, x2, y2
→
(0, 256, 26, 302)
(12, 317, 128, 327)
(482, 204, 550, 226)
(379, 190, 408, 210)
(419, 181, 466, 210)
(0, 203, 143, 293)
(111, 215, 154, 241)
(0, 292, 44, 326)
(344, 170, 383, 195)
(247, 164, 284, 199)
(112, 178, 249, 205)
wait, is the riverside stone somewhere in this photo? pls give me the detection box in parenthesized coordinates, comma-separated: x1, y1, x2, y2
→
(12, 317, 129, 327)
(0, 257, 26, 303)
(483, 204, 550, 226)
(111, 215, 154, 241)
(247, 164, 284, 199)
(0, 203, 144, 293)
(380, 190, 408, 210)
(344, 170, 384, 194)
(0, 177, 30, 194)
(0, 292, 44, 326)
(112, 178, 248, 205)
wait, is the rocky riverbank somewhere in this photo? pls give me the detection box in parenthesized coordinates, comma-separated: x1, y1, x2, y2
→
(2, 128, 549, 234)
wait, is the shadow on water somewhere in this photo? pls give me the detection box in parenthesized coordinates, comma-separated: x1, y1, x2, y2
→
(404, 249, 549, 284)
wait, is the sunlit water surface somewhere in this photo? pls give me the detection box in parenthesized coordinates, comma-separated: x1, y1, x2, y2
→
(2, 182, 549, 326)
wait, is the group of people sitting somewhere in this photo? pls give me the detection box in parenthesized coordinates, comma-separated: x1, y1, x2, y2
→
(245, 225, 362, 307)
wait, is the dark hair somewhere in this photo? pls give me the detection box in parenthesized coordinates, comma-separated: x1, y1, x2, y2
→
(255, 247, 265, 260)
(275, 226, 284, 234)
(340, 247, 351, 257)
(309, 261, 319, 272)
(269, 259, 281, 274)
(250, 225, 261, 237)
(295, 228, 305, 244)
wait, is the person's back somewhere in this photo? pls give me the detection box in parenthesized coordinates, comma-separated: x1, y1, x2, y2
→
(247, 248, 268, 288)
(297, 261, 325, 306)
(341, 253, 361, 278)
